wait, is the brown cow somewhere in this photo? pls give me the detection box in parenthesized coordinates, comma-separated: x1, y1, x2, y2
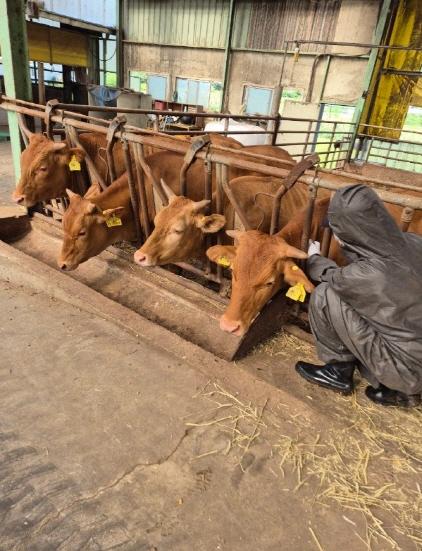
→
(207, 190, 422, 336)
(134, 176, 310, 267)
(58, 177, 135, 271)
(208, 230, 313, 336)
(13, 132, 125, 207)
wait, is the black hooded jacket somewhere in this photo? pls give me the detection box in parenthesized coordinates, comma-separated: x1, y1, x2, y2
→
(307, 184, 422, 392)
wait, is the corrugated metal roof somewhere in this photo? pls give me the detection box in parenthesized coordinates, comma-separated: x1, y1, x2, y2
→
(124, 0, 230, 48)
(122, 0, 340, 52)
(42, 0, 116, 27)
(232, 0, 341, 52)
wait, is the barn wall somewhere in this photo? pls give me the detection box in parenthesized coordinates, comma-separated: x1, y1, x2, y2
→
(122, 0, 382, 112)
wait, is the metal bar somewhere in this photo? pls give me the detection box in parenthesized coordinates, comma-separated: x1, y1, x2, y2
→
(67, 125, 107, 191)
(0, 0, 32, 178)
(270, 154, 319, 235)
(215, 162, 224, 283)
(122, 140, 142, 243)
(204, 155, 213, 276)
(356, 133, 422, 147)
(321, 227, 332, 257)
(400, 207, 414, 232)
(2, 99, 422, 210)
(287, 39, 421, 51)
(222, 181, 252, 230)
(368, 153, 422, 167)
(133, 143, 151, 238)
(300, 184, 318, 252)
(221, 0, 235, 111)
(37, 62, 46, 105)
(135, 142, 167, 206)
(271, 115, 281, 146)
(38, 8, 116, 34)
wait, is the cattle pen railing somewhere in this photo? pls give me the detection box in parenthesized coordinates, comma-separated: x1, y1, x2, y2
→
(1, 95, 422, 297)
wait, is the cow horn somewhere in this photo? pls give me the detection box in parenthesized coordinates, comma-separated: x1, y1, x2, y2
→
(226, 229, 244, 241)
(191, 199, 210, 213)
(160, 178, 176, 201)
(50, 142, 67, 151)
(66, 188, 79, 200)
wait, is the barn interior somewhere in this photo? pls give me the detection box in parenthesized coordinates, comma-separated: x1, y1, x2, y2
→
(0, 1, 421, 550)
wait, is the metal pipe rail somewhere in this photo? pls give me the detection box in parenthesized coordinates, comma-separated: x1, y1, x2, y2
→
(2, 98, 421, 210)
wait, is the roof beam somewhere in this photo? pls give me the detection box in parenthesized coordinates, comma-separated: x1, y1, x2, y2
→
(37, 9, 116, 35)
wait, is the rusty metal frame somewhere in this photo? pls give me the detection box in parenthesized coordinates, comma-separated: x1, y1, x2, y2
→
(2, 95, 422, 295)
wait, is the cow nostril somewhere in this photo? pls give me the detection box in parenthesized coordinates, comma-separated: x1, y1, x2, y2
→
(60, 263, 67, 271)
(134, 252, 146, 264)
(16, 197, 24, 204)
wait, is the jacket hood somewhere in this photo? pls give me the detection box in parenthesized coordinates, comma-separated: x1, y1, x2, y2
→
(328, 184, 407, 259)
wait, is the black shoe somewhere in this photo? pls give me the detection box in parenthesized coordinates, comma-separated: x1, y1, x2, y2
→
(365, 384, 421, 408)
(295, 361, 355, 395)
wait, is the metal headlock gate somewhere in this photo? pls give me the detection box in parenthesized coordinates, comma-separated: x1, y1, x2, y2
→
(1, 95, 422, 357)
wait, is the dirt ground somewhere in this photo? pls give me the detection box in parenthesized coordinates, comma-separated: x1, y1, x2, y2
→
(0, 141, 421, 550)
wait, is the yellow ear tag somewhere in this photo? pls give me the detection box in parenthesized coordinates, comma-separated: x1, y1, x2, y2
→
(68, 155, 81, 171)
(286, 282, 306, 302)
(291, 265, 299, 271)
(217, 256, 231, 268)
(105, 213, 123, 228)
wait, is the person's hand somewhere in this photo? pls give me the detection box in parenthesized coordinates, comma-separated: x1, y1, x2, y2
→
(308, 240, 321, 257)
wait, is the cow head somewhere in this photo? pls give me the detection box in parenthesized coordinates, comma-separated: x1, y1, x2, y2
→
(13, 133, 85, 207)
(134, 180, 225, 266)
(207, 230, 314, 336)
(58, 184, 124, 271)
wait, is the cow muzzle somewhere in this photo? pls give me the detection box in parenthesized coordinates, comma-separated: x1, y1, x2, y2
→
(12, 191, 26, 205)
(219, 315, 244, 337)
(58, 260, 78, 271)
(134, 250, 155, 267)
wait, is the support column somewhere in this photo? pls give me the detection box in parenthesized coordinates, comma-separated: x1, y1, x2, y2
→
(0, 0, 32, 180)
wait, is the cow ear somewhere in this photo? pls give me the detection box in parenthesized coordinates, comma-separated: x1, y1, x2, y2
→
(196, 214, 226, 233)
(68, 147, 85, 162)
(283, 260, 315, 293)
(84, 182, 101, 200)
(206, 244, 237, 268)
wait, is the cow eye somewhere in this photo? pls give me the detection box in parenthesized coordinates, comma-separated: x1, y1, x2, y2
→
(78, 230, 86, 237)
(38, 166, 47, 172)
(264, 280, 275, 287)
(173, 228, 184, 234)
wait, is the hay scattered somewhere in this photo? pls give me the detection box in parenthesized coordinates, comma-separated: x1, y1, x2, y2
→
(186, 382, 268, 471)
(273, 392, 422, 550)
(189, 382, 422, 550)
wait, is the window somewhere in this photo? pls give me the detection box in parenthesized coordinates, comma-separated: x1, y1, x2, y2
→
(243, 86, 273, 115)
(99, 35, 117, 87)
(175, 78, 222, 111)
(279, 88, 304, 113)
(314, 103, 356, 167)
(29, 61, 65, 87)
(129, 71, 168, 100)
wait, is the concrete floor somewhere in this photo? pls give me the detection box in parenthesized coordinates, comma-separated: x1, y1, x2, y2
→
(0, 140, 421, 550)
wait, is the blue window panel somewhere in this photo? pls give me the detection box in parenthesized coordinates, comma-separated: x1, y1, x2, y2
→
(148, 75, 167, 101)
(197, 81, 211, 108)
(176, 79, 188, 103)
(246, 87, 272, 115)
(187, 80, 199, 105)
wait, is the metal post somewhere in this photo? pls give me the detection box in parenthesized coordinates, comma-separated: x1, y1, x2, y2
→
(347, 0, 394, 162)
(221, 0, 236, 111)
(116, 0, 124, 88)
(122, 140, 142, 243)
(37, 62, 46, 105)
(0, 0, 32, 179)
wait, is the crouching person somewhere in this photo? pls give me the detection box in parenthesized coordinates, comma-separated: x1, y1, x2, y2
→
(296, 184, 422, 408)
